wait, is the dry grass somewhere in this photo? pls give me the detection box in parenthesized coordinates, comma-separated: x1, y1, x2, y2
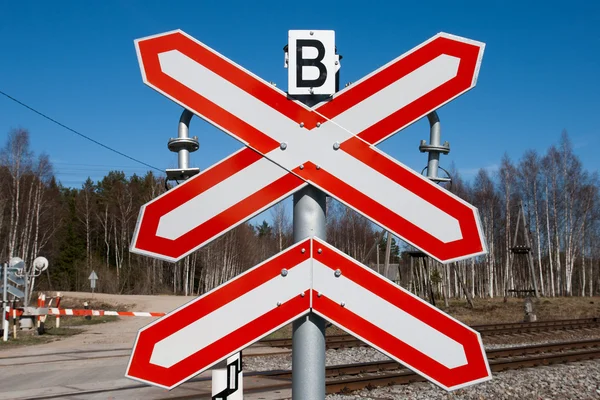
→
(441, 296, 600, 326)
(56, 297, 134, 312)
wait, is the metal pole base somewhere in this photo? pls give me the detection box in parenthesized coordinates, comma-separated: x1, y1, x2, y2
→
(292, 185, 327, 400)
(292, 313, 326, 400)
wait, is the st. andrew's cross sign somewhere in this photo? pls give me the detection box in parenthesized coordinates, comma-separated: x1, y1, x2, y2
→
(127, 30, 491, 391)
(127, 238, 490, 390)
(130, 30, 487, 264)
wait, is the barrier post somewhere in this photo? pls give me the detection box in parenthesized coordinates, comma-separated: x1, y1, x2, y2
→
(12, 308, 17, 339)
(55, 292, 61, 328)
(1, 263, 7, 341)
(3, 306, 8, 342)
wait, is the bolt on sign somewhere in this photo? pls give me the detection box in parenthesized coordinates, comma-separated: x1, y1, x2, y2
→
(127, 29, 491, 391)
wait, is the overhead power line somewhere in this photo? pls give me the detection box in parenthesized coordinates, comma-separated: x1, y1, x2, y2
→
(53, 162, 153, 169)
(0, 89, 163, 173)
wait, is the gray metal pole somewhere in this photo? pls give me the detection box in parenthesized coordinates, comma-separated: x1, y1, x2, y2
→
(287, 41, 338, 399)
(177, 109, 193, 170)
(292, 185, 327, 400)
(384, 232, 392, 279)
(167, 109, 199, 182)
(425, 112, 441, 179)
(2, 263, 7, 340)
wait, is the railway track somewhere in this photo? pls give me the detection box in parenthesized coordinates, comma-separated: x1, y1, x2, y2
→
(14, 338, 600, 399)
(236, 339, 600, 395)
(261, 317, 600, 349)
(322, 339, 600, 393)
(263, 338, 600, 380)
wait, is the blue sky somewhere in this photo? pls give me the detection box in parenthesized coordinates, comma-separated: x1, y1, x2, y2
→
(1, 0, 598, 192)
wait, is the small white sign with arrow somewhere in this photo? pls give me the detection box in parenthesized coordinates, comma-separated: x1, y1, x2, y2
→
(88, 271, 99, 292)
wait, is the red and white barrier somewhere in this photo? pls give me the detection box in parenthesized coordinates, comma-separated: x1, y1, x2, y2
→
(5, 307, 164, 319)
(47, 308, 165, 317)
(55, 292, 62, 327)
(4, 292, 164, 321)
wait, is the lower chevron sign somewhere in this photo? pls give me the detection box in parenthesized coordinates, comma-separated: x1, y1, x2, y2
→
(127, 238, 490, 390)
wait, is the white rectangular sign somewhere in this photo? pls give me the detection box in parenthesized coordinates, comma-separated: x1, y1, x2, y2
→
(287, 30, 337, 95)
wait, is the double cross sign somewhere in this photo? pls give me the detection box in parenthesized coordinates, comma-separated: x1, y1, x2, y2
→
(127, 30, 491, 392)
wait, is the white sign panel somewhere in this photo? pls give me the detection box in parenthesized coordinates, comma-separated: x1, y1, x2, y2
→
(287, 30, 337, 95)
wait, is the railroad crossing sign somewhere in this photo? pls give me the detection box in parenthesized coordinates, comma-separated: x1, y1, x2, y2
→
(1, 264, 25, 299)
(128, 239, 312, 389)
(127, 238, 490, 390)
(127, 29, 491, 391)
(131, 30, 487, 264)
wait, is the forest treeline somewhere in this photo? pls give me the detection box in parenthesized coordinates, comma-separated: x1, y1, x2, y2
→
(1, 128, 598, 301)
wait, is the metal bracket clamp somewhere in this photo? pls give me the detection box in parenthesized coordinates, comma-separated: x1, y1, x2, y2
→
(419, 111, 452, 184)
(165, 167, 200, 181)
(168, 137, 199, 153)
(167, 109, 201, 182)
(418, 141, 450, 154)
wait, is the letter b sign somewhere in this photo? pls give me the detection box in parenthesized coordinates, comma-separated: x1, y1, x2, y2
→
(288, 30, 338, 96)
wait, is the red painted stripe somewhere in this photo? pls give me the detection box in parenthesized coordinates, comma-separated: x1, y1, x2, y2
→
(312, 246, 489, 388)
(298, 159, 483, 262)
(133, 149, 305, 259)
(127, 242, 311, 387)
(318, 37, 481, 144)
(39, 309, 166, 317)
(118, 312, 136, 317)
(129, 293, 309, 388)
(142, 237, 309, 336)
(52, 309, 103, 316)
(137, 32, 319, 152)
(313, 294, 488, 389)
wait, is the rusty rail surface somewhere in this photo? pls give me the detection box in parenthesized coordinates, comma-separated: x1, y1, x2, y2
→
(323, 345, 600, 393)
(265, 338, 600, 380)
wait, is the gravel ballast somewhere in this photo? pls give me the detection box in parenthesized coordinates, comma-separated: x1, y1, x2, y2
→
(244, 341, 600, 399)
(326, 360, 600, 400)
(244, 347, 391, 371)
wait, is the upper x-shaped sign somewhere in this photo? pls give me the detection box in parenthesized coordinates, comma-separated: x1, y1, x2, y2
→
(131, 30, 487, 263)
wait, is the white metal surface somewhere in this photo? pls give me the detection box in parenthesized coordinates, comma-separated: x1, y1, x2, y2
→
(323, 55, 459, 136)
(311, 237, 491, 391)
(312, 259, 466, 368)
(32, 257, 49, 272)
(149, 259, 311, 368)
(157, 157, 288, 240)
(157, 50, 304, 146)
(147, 40, 474, 250)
